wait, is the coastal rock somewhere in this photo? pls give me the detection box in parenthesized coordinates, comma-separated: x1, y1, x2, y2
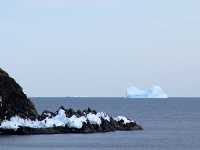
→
(0, 68, 38, 121)
(0, 68, 142, 135)
(0, 107, 143, 135)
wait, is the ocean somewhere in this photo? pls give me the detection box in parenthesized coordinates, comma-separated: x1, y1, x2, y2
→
(0, 97, 200, 150)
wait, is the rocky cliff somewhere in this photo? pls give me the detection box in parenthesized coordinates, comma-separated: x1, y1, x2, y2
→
(0, 68, 38, 121)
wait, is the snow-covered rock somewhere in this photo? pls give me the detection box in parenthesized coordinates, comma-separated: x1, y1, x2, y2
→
(0, 109, 135, 130)
(126, 86, 168, 98)
(114, 116, 135, 124)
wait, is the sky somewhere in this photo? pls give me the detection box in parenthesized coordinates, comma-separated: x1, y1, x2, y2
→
(0, 0, 200, 97)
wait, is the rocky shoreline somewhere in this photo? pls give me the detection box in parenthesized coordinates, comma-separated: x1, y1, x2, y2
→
(0, 107, 142, 135)
(0, 68, 142, 135)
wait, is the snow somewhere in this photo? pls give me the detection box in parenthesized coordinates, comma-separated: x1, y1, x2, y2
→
(0, 109, 87, 129)
(127, 85, 168, 98)
(96, 112, 110, 122)
(114, 116, 134, 124)
(67, 115, 87, 129)
(0, 109, 132, 130)
(87, 113, 101, 125)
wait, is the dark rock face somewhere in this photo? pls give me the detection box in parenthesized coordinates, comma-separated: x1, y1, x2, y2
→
(0, 68, 38, 121)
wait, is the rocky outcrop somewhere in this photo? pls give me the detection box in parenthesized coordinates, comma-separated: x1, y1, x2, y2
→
(0, 68, 142, 135)
(0, 68, 38, 121)
(0, 107, 142, 135)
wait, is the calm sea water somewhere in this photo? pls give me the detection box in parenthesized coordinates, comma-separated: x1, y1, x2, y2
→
(0, 97, 200, 150)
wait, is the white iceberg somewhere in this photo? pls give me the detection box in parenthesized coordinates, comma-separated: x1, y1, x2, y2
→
(126, 86, 168, 98)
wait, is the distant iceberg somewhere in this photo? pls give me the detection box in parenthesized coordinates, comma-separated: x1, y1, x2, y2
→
(126, 86, 168, 98)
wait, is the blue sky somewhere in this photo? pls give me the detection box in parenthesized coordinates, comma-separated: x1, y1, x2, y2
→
(1, 0, 200, 97)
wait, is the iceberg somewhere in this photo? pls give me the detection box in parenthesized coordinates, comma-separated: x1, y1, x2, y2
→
(126, 86, 168, 98)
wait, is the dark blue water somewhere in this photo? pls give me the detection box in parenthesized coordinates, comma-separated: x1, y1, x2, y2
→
(0, 97, 200, 150)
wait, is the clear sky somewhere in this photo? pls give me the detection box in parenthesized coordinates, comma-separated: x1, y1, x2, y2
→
(1, 0, 200, 97)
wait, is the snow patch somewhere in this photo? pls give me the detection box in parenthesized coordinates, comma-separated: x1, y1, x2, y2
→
(97, 112, 110, 122)
(114, 116, 134, 124)
(87, 113, 101, 125)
